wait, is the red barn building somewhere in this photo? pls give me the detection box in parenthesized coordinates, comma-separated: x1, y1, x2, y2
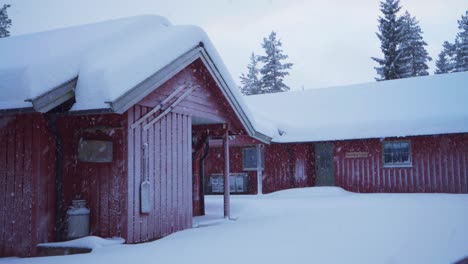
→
(1, 15, 468, 259)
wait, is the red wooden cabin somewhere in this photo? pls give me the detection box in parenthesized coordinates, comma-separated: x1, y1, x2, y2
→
(0, 16, 268, 257)
(211, 72, 468, 195)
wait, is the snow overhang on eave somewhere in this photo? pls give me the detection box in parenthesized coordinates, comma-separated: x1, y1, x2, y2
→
(28, 78, 77, 113)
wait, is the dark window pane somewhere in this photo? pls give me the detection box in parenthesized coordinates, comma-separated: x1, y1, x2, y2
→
(401, 142, 409, 149)
(384, 154, 392, 163)
(384, 144, 392, 152)
(243, 148, 256, 169)
(243, 147, 265, 170)
(383, 141, 411, 166)
(401, 153, 409, 162)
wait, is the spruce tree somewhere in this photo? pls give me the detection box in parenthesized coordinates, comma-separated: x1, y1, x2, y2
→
(435, 11, 468, 74)
(240, 53, 261, 95)
(435, 41, 456, 74)
(0, 4, 11, 38)
(398, 11, 432, 77)
(454, 11, 468, 72)
(434, 52, 449, 74)
(372, 0, 404, 81)
(258, 31, 293, 93)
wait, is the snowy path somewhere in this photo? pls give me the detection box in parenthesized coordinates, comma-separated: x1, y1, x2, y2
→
(2, 187, 468, 264)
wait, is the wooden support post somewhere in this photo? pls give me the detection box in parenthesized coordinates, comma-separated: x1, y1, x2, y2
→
(256, 144, 263, 195)
(223, 128, 230, 219)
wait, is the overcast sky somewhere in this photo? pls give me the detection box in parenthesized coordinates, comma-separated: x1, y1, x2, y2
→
(5, 0, 467, 90)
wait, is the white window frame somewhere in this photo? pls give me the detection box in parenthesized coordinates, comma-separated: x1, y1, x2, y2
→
(382, 140, 412, 168)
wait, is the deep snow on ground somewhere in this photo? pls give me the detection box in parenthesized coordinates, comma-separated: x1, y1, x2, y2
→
(2, 187, 468, 264)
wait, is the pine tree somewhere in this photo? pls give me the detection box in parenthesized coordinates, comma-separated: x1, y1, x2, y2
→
(372, 0, 404, 81)
(435, 41, 456, 74)
(240, 53, 261, 95)
(454, 11, 468, 72)
(258, 31, 293, 93)
(0, 4, 11, 38)
(398, 11, 432, 77)
(435, 11, 468, 74)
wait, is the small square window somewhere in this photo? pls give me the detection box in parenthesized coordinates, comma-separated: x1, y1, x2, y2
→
(382, 141, 411, 167)
(242, 147, 264, 171)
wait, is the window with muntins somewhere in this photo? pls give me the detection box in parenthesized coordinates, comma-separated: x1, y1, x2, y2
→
(383, 141, 411, 167)
(242, 147, 264, 170)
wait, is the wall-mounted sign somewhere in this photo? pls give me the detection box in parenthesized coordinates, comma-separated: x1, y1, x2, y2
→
(345, 152, 369, 159)
(78, 139, 113, 163)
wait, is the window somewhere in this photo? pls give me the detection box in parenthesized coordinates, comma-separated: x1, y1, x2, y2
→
(383, 141, 411, 167)
(242, 147, 264, 171)
(78, 139, 113, 163)
(208, 173, 248, 194)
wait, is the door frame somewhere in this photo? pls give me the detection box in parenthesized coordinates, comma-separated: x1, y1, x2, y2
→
(315, 142, 335, 186)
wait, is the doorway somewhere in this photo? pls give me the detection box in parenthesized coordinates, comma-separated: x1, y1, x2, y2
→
(315, 142, 335, 186)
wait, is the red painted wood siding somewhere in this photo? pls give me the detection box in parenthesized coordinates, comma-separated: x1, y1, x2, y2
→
(138, 59, 245, 133)
(203, 143, 315, 194)
(125, 57, 247, 242)
(139, 58, 251, 218)
(0, 114, 55, 257)
(126, 105, 192, 243)
(203, 147, 258, 194)
(263, 144, 315, 193)
(334, 134, 468, 193)
(58, 114, 128, 240)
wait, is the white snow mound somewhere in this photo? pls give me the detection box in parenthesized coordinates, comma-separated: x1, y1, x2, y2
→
(37, 236, 124, 249)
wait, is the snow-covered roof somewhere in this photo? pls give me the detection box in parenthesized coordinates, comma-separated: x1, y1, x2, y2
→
(2, 16, 466, 144)
(0, 15, 269, 141)
(1, 16, 174, 110)
(245, 72, 468, 143)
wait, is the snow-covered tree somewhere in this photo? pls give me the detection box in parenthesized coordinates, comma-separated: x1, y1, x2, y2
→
(454, 11, 468, 72)
(258, 31, 293, 93)
(398, 11, 432, 77)
(434, 11, 468, 74)
(372, 0, 404, 81)
(0, 4, 11, 38)
(240, 53, 261, 95)
(435, 41, 456, 74)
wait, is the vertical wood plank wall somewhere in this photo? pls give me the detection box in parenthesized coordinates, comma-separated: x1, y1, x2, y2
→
(137, 58, 249, 217)
(127, 106, 192, 243)
(0, 114, 55, 257)
(334, 134, 468, 193)
(58, 114, 128, 240)
(263, 144, 315, 193)
(204, 134, 468, 194)
(203, 143, 315, 194)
